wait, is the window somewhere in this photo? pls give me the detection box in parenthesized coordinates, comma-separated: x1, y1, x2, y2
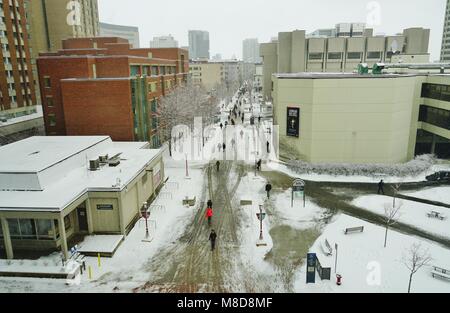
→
(46, 96, 53, 108)
(151, 66, 158, 76)
(149, 82, 157, 93)
(328, 52, 342, 60)
(347, 52, 362, 60)
(36, 220, 53, 239)
(422, 83, 450, 102)
(96, 204, 114, 210)
(64, 215, 71, 230)
(309, 53, 323, 60)
(48, 114, 56, 126)
(43, 76, 51, 88)
(130, 66, 140, 76)
(367, 51, 382, 59)
(418, 105, 450, 130)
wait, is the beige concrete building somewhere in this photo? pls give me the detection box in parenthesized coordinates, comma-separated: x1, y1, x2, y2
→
(271, 72, 450, 164)
(25, 0, 99, 105)
(190, 62, 224, 91)
(0, 136, 164, 259)
(261, 27, 430, 99)
(441, 0, 450, 61)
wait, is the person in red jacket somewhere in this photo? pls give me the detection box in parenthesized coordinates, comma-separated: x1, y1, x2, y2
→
(206, 207, 213, 227)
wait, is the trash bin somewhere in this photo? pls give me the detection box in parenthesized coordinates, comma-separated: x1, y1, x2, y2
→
(336, 274, 342, 286)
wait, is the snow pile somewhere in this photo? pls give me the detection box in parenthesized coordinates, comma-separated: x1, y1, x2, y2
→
(352, 195, 450, 239)
(287, 154, 435, 178)
(294, 214, 450, 293)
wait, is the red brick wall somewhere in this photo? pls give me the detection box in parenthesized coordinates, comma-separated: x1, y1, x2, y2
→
(37, 57, 92, 135)
(61, 79, 135, 141)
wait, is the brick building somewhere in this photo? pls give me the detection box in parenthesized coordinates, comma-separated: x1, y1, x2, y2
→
(37, 37, 189, 146)
(0, 0, 37, 117)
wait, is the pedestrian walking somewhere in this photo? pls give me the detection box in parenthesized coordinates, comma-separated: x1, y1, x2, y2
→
(216, 160, 220, 172)
(220, 123, 223, 130)
(378, 180, 385, 195)
(266, 140, 270, 153)
(206, 207, 213, 227)
(265, 183, 272, 199)
(207, 199, 213, 208)
(256, 159, 262, 171)
(240, 130, 244, 138)
(258, 116, 261, 124)
(241, 116, 244, 124)
(209, 229, 217, 251)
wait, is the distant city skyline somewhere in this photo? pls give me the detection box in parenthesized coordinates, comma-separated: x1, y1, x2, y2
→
(99, 0, 446, 61)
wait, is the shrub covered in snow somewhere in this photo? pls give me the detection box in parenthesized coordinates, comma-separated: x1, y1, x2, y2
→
(286, 154, 436, 177)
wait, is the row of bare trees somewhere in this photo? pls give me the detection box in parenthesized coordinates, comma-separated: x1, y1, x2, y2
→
(158, 80, 234, 155)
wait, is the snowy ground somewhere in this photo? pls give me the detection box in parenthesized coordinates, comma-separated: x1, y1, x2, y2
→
(294, 213, 450, 293)
(352, 195, 450, 240)
(267, 162, 450, 184)
(405, 186, 450, 204)
(1, 89, 450, 293)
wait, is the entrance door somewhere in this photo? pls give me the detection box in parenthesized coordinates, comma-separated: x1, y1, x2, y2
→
(77, 208, 88, 232)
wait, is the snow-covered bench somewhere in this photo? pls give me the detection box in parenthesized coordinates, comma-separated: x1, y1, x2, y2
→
(431, 266, 450, 281)
(344, 226, 364, 235)
(321, 238, 333, 256)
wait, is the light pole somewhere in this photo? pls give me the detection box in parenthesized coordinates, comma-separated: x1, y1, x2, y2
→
(141, 202, 149, 239)
(256, 205, 267, 247)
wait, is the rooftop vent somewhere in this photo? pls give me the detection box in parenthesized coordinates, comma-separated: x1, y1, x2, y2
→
(89, 159, 100, 171)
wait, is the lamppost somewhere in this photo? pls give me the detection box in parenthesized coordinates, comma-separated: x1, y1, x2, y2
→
(256, 204, 267, 247)
(141, 202, 149, 239)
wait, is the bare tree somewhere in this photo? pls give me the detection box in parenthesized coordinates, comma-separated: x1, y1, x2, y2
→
(383, 202, 402, 248)
(391, 183, 402, 208)
(402, 243, 432, 293)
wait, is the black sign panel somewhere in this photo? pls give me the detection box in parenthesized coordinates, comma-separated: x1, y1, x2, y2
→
(306, 253, 316, 284)
(286, 107, 300, 137)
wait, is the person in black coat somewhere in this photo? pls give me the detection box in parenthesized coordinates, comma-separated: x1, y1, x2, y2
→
(209, 230, 217, 251)
(216, 160, 220, 172)
(378, 180, 385, 195)
(207, 199, 213, 208)
(265, 183, 272, 199)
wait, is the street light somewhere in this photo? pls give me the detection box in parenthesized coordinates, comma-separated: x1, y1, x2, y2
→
(140, 202, 150, 239)
(256, 204, 267, 247)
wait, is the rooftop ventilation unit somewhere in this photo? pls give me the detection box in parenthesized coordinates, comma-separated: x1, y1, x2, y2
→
(89, 159, 100, 171)
(99, 154, 109, 163)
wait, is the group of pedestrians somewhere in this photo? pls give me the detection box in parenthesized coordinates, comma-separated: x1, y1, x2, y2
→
(205, 199, 217, 251)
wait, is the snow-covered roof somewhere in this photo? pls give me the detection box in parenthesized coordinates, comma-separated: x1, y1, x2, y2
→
(274, 72, 419, 79)
(0, 136, 161, 212)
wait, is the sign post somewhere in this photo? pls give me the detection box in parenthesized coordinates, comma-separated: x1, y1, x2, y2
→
(306, 253, 316, 284)
(292, 179, 306, 208)
(335, 243, 338, 273)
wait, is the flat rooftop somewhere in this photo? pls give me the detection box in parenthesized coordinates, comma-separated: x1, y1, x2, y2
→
(0, 136, 161, 212)
(0, 136, 109, 173)
(274, 72, 420, 79)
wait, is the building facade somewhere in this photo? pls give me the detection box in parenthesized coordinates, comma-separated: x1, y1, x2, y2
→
(25, 0, 99, 107)
(271, 72, 450, 164)
(0, 0, 37, 119)
(188, 30, 210, 60)
(0, 136, 164, 259)
(149, 35, 178, 48)
(243, 38, 261, 63)
(190, 59, 241, 91)
(260, 27, 431, 99)
(37, 37, 189, 147)
(441, 0, 450, 61)
(99, 22, 140, 48)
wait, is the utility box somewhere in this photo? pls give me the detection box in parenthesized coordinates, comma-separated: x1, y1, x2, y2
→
(358, 63, 369, 74)
(372, 63, 385, 75)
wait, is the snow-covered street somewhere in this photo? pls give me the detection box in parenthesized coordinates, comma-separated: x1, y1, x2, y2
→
(1, 89, 450, 294)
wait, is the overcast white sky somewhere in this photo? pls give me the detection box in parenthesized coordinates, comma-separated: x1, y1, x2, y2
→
(98, 0, 446, 61)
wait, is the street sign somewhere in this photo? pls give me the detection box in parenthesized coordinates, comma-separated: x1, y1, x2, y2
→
(256, 213, 266, 221)
(292, 179, 306, 208)
(306, 253, 316, 284)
